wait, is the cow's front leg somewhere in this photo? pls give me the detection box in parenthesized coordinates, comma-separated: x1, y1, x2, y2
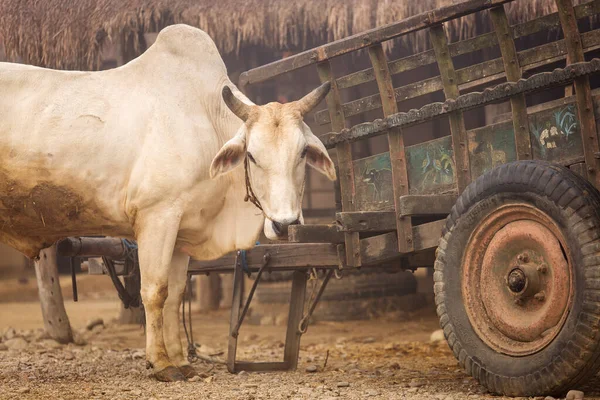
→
(136, 210, 185, 382)
(163, 249, 197, 378)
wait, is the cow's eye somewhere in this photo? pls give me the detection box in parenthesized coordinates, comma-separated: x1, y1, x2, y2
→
(300, 147, 308, 159)
(247, 152, 256, 164)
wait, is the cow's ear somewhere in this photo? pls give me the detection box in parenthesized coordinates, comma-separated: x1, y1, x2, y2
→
(210, 130, 246, 178)
(303, 129, 336, 181)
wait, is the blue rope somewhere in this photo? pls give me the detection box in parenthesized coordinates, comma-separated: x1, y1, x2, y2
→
(240, 250, 249, 273)
(240, 242, 260, 274)
(122, 239, 138, 251)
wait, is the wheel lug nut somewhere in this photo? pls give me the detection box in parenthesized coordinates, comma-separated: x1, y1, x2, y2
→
(537, 264, 548, 273)
(514, 298, 523, 306)
(534, 291, 546, 301)
(518, 253, 529, 263)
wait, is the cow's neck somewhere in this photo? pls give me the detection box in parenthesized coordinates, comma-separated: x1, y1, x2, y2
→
(211, 89, 265, 254)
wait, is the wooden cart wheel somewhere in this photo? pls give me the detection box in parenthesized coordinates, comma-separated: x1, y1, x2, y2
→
(435, 160, 600, 397)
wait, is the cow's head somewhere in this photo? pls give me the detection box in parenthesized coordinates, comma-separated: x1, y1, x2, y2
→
(210, 83, 336, 240)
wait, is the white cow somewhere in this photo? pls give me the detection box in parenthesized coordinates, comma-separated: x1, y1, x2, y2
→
(0, 24, 336, 381)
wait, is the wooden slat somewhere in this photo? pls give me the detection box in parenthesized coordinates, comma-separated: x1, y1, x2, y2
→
(338, 32, 498, 90)
(319, 58, 600, 148)
(283, 271, 307, 370)
(288, 224, 342, 243)
(335, 1, 599, 91)
(556, 0, 600, 188)
(490, 5, 532, 161)
(359, 220, 446, 265)
(430, 24, 471, 192)
(398, 194, 457, 216)
(189, 243, 340, 271)
(368, 43, 414, 253)
(355, 93, 593, 189)
(336, 211, 396, 232)
(239, 0, 515, 87)
(317, 61, 361, 267)
(315, 28, 600, 125)
(227, 260, 244, 373)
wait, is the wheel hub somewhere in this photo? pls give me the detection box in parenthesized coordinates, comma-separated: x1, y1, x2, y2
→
(462, 205, 573, 356)
(507, 268, 526, 293)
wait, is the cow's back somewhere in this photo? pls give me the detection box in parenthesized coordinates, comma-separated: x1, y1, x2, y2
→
(0, 25, 231, 257)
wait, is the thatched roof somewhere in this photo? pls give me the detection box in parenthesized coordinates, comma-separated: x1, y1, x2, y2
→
(0, 0, 587, 71)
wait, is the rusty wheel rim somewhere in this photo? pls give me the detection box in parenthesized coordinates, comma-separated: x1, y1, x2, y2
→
(462, 204, 573, 356)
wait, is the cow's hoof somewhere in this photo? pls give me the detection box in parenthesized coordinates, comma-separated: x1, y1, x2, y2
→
(178, 365, 197, 379)
(154, 366, 186, 382)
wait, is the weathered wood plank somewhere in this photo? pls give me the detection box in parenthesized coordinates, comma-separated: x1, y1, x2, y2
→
(353, 152, 395, 211)
(336, 211, 396, 232)
(413, 220, 446, 251)
(335, 1, 599, 91)
(469, 95, 586, 177)
(368, 44, 413, 253)
(340, 91, 597, 180)
(320, 58, 600, 148)
(338, 32, 498, 90)
(288, 224, 343, 243)
(317, 61, 361, 267)
(490, 5, 532, 161)
(529, 102, 583, 165)
(406, 135, 456, 194)
(315, 28, 600, 125)
(430, 24, 470, 192)
(556, 0, 600, 188)
(398, 194, 457, 216)
(35, 245, 73, 344)
(469, 121, 517, 178)
(360, 232, 401, 265)
(359, 220, 446, 265)
(189, 243, 341, 271)
(283, 271, 307, 370)
(239, 0, 515, 87)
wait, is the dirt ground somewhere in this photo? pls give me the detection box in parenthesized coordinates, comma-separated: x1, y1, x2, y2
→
(1, 276, 600, 400)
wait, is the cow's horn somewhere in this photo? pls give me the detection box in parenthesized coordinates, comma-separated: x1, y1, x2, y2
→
(222, 86, 253, 122)
(295, 81, 331, 116)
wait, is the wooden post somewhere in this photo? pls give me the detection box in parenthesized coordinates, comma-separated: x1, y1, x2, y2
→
(490, 5, 532, 160)
(197, 274, 222, 312)
(283, 271, 307, 370)
(430, 24, 471, 192)
(368, 44, 414, 254)
(317, 60, 361, 267)
(34, 244, 73, 343)
(556, 0, 600, 188)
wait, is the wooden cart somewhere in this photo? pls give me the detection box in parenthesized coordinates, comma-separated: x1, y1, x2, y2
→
(59, 0, 600, 396)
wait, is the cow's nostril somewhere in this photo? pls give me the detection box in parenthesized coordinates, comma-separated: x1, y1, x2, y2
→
(290, 219, 301, 226)
(272, 221, 284, 236)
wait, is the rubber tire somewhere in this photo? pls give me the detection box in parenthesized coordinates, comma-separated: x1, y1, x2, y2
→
(435, 160, 600, 397)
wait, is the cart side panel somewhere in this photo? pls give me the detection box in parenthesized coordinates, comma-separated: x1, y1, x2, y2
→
(352, 95, 599, 202)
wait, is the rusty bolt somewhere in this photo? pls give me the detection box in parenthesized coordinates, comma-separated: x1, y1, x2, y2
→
(537, 264, 548, 274)
(534, 291, 546, 302)
(514, 298, 523, 306)
(517, 253, 529, 263)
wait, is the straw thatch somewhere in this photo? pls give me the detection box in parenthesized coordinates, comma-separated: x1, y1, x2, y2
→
(0, 0, 590, 71)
